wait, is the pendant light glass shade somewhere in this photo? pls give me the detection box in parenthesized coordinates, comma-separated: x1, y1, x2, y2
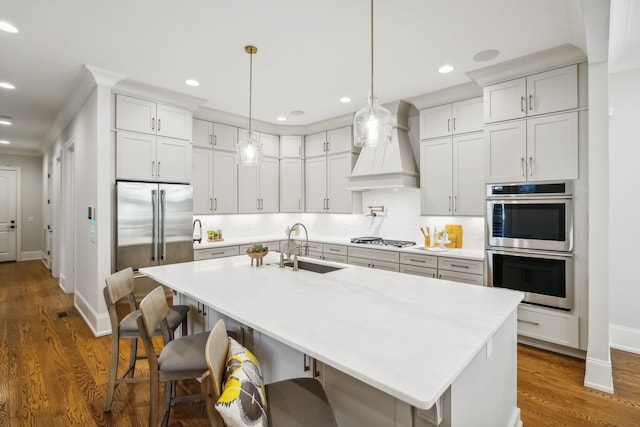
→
(353, 93, 392, 147)
(237, 45, 262, 166)
(353, 0, 392, 148)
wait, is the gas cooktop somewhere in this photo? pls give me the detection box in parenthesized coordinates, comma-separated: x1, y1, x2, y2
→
(350, 236, 416, 248)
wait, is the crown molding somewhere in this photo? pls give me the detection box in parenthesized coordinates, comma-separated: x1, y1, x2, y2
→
(466, 43, 587, 87)
(406, 81, 483, 111)
(113, 79, 207, 111)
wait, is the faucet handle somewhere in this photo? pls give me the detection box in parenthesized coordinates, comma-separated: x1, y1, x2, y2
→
(293, 254, 299, 271)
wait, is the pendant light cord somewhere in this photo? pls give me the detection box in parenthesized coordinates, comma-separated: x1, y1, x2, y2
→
(249, 50, 253, 135)
(370, 0, 374, 99)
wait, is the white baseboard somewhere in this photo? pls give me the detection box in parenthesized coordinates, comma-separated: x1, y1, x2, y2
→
(609, 324, 640, 354)
(19, 250, 42, 261)
(74, 290, 112, 337)
(584, 356, 614, 393)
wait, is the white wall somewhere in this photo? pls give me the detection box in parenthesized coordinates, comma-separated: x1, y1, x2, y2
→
(608, 67, 640, 354)
(195, 189, 485, 250)
(0, 153, 42, 258)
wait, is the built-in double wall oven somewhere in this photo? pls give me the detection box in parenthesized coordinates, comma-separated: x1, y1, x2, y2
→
(486, 182, 574, 310)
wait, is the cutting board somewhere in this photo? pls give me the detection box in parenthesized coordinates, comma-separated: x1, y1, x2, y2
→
(445, 224, 463, 248)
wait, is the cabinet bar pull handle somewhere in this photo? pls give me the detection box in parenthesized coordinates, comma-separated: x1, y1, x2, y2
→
(209, 134, 213, 145)
(450, 264, 469, 269)
(151, 118, 155, 131)
(409, 258, 426, 263)
(520, 158, 525, 176)
(453, 117, 456, 131)
(520, 97, 525, 112)
(214, 135, 217, 146)
(157, 162, 161, 177)
(313, 357, 320, 378)
(326, 198, 329, 211)
(151, 161, 155, 176)
(329, 248, 340, 252)
(454, 195, 457, 212)
(303, 354, 310, 372)
(447, 118, 451, 132)
(257, 199, 260, 210)
(326, 142, 330, 152)
(214, 198, 217, 211)
(448, 196, 452, 211)
(209, 198, 213, 211)
(517, 319, 540, 326)
(157, 118, 161, 131)
(529, 157, 534, 176)
(210, 251, 225, 256)
(529, 95, 534, 111)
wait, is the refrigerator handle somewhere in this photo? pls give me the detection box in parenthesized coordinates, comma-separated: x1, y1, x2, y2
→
(151, 189, 158, 261)
(160, 189, 167, 260)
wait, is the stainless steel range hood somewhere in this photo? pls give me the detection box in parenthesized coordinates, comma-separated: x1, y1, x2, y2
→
(348, 100, 419, 191)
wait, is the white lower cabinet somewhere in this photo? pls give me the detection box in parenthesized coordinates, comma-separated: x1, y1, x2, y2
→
(348, 247, 400, 272)
(399, 253, 438, 278)
(193, 245, 240, 261)
(517, 304, 579, 348)
(437, 257, 484, 285)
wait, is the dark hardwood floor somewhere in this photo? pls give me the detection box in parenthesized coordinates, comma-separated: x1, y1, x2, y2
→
(1, 260, 639, 426)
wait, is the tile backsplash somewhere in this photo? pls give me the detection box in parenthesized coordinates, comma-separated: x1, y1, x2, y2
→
(194, 188, 485, 250)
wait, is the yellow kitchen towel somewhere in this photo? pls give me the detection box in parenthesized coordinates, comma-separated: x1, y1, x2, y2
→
(445, 224, 463, 248)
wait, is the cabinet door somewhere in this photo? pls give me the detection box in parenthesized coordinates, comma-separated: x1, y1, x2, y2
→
(305, 156, 327, 212)
(238, 164, 260, 213)
(526, 112, 578, 181)
(526, 65, 577, 116)
(115, 95, 156, 134)
(452, 97, 484, 134)
(156, 137, 192, 183)
(259, 157, 280, 213)
(326, 152, 353, 213)
(192, 119, 213, 148)
(305, 132, 327, 158)
(280, 135, 303, 158)
(419, 104, 452, 140)
(420, 138, 453, 215)
(453, 133, 485, 215)
(326, 126, 353, 153)
(156, 103, 193, 140)
(483, 78, 527, 123)
(192, 148, 214, 214)
(254, 331, 313, 384)
(212, 150, 237, 213)
(213, 123, 238, 151)
(259, 133, 280, 158)
(116, 131, 156, 181)
(484, 121, 527, 183)
(280, 158, 303, 212)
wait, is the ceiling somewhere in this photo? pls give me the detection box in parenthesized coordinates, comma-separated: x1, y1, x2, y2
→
(0, 0, 593, 154)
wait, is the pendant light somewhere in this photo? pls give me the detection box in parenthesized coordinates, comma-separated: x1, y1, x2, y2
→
(237, 45, 262, 165)
(353, 0, 392, 148)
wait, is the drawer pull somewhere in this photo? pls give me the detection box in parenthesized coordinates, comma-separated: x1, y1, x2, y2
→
(517, 319, 540, 326)
(450, 264, 469, 269)
(210, 251, 225, 256)
(409, 258, 426, 263)
(328, 248, 340, 252)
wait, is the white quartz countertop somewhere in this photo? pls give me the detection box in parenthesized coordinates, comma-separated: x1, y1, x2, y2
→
(141, 252, 520, 409)
(193, 235, 485, 261)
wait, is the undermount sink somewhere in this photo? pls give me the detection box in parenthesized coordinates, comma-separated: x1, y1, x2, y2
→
(282, 260, 343, 274)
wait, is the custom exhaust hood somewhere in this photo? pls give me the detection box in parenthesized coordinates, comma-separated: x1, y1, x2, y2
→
(348, 100, 419, 191)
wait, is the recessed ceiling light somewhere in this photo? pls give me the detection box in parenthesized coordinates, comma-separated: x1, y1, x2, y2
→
(290, 110, 305, 116)
(473, 49, 500, 62)
(277, 116, 287, 122)
(0, 82, 15, 90)
(0, 140, 10, 145)
(185, 79, 199, 87)
(0, 116, 12, 126)
(0, 21, 19, 33)
(339, 97, 351, 103)
(438, 65, 454, 74)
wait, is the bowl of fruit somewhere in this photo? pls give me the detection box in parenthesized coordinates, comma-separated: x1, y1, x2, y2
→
(246, 243, 268, 266)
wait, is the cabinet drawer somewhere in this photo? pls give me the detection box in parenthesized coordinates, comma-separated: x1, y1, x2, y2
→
(348, 247, 399, 263)
(306, 251, 324, 261)
(399, 264, 437, 278)
(348, 256, 399, 272)
(438, 270, 484, 286)
(322, 253, 348, 264)
(400, 252, 437, 269)
(517, 305, 579, 348)
(194, 246, 239, 260)
(323, 244, 348, 256)
(438, 257, 483, 275)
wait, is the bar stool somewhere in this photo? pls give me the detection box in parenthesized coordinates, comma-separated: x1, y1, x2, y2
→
(103, 267, 189, 412)
(138, 286, 210, 427)
(201, 319, 338, 427)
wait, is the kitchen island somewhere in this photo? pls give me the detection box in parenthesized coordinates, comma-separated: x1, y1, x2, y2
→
(141, 252, 523, 427)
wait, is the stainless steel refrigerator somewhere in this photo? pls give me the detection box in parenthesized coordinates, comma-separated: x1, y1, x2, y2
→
(116, 181, 194, 272)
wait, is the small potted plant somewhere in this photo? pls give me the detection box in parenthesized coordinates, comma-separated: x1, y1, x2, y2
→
(207, 230, 215, 242)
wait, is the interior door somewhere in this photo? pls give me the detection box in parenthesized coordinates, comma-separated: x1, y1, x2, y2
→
(0, 169, 17, 262)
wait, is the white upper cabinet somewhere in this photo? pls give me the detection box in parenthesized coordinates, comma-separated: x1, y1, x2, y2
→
(280, 158, 303, 212)
(483, 64, 578, 124)
(117, 131, 191, 183)
(193, 119, 214, 148)
(420, 133, 485, 216)
(305, 126, 352, 158)
(238, 130, 279, 158)
(213, 123, 238, 151)
(419, 97, 483, 140)
(212, 150, 238, 214)
(238, 158, 279, 213)
(485, 111, 578, 183)
(192, 148, 214, 213)
(280, 135, 303, 158)
(116, 94, 192, 141)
